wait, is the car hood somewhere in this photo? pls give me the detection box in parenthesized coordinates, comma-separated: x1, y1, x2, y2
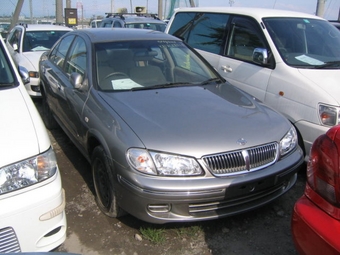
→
(0, 87, 47, 167)
(99, 84, 290, 157)
(21, 51, 45, 71)
(298, 68, 340, 104)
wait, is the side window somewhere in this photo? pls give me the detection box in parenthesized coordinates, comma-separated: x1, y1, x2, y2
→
(168, 12, 229, 55)
(103, 21, 113, 28)
(113, 21, 122, 27)
(50, 35, 75, 68)
(8, 28, 22, 49)
(168, 12, 196, 40)
(226, 17, 267, 62)
(65, 36, 87, 78)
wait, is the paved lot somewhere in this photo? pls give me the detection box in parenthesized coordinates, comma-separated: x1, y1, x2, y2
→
(33, 100, 306, 255)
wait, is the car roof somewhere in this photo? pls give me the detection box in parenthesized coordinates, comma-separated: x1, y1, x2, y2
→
(16, 24, 73, 31)
(172, 7, 325, 21)
(67, 28, 180, 43)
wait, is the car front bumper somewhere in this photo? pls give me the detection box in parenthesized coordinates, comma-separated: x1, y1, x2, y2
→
(24, 77, 42, 98)
(291, 194, 340, 255)
(0, 170, 67, 252)
(117, 148, 304, 224)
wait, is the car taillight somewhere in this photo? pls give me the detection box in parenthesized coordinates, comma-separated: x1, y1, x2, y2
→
(306, 126, 340, 218)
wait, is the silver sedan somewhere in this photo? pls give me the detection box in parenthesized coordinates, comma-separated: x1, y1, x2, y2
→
(39, 28, 304, 224)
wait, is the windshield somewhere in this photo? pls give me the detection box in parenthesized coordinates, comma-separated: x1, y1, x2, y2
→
(0, 42, 15, 87)
(264, 17, 340, 68)
(125, 23, 167, 31)
(23, 30, 70, 52)
(95, 40, 219, 91)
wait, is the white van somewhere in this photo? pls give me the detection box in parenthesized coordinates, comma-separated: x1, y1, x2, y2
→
(0, 34, 66, 252)
(166, 7, 340, 160)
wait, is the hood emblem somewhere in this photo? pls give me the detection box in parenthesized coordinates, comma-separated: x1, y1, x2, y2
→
(237, 138, 247, 146)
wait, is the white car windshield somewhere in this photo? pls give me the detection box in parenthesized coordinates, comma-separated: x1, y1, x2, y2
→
(23, 30, 70, 52)
(264, 17, 340, 68)
(0, 43, 15, 86)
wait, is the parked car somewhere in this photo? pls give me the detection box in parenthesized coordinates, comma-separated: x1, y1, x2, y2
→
(166, 7, 340, 161)
(0, 22, 10, 38)
(100, 13, 167, 31)
(6, 24, 73, 97)
(0, 34, 66, 252)
(90, 19, 102, 28)
(291, 125, 340, 255)
(39, 28, 303, 224)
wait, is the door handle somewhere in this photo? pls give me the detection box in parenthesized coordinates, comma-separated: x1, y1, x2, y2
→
(221, 65, 232, 73)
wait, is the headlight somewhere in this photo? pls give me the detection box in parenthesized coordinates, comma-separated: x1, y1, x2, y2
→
(279, 126, 298, 156)
(319, 104, 340, 126)
(0, 147, 57, 194)
(28, 71, 39, 78)
(126, 148, 203, 176)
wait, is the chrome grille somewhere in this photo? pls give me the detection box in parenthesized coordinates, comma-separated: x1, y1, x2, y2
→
(0, 227, 21, 253)
(203, 142, 278, 176)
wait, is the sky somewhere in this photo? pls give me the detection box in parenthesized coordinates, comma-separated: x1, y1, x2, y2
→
(2, 0, 340, 20)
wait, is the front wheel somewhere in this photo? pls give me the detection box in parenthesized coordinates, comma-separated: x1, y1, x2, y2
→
(92, 146, 125, 218)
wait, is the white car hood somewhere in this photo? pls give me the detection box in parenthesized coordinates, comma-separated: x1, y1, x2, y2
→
(21, 51, 45, 71)
(0, 87, 40, 167)
(298, 68, 340, 104)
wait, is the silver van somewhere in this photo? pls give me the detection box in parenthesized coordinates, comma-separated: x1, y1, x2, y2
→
(166, 7, 340, 160)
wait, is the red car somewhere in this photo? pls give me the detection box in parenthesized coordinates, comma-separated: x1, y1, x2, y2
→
(291, 125, 340, 255)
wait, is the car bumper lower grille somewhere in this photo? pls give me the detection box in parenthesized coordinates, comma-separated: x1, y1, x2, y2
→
(203, 142, 278, 176)
(0, 227, 21, 253)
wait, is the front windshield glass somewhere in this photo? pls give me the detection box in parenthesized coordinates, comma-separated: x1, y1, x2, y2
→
(0, 43, 15, 87)
(125, 23, 167, 31)
(264, 17, 340, 68)
(23, 30, 70, 52)
(95, 40, 219, 91)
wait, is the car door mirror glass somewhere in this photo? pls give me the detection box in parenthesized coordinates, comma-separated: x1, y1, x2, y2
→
(253, 48, 268, 65)
(70, 72, 83, 89)
(18, 65, 30, 84)
(13, 43, 18, 51)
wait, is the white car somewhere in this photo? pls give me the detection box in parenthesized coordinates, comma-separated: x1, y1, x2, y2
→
(166, 7, 340, 160)
(0, 34, 66, 252)
(6, 24, 73, 97)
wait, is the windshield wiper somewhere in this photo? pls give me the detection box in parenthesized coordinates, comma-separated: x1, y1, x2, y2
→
(131, 82, 192, 91)
(313, 60, 340, 69)
(201, 78, 223, 85)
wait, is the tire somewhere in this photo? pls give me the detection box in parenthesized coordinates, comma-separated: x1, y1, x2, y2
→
(42, 94, 59, 130)
(92, 146, 125, 218)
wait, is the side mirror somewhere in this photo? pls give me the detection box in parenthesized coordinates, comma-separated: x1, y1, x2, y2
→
(253, 48, 268, 65)
(13, 43, 18, 51)
(70, 72, 83, 90)
(18, 66, 30, 84)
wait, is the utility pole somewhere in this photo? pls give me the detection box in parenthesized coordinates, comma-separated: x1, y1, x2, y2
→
(10, 0, 24, 31)
(29, 0, 33, 23)
(66, 0, 71, 8)
(158, 0, 163, 20)
(56, 0, 63, 24)
(316, 0, 326, 17)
